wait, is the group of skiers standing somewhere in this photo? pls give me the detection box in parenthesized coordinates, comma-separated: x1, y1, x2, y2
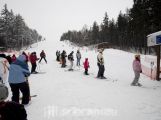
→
(0, 50, 47, 120)
(56, 49, 105, 77)
(56, 48, 142, 86)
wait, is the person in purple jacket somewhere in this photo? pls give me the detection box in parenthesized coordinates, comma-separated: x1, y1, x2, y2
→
(131, 54, 142, 86)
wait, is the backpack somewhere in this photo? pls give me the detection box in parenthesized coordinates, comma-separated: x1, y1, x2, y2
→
(68, 54, 71, 60)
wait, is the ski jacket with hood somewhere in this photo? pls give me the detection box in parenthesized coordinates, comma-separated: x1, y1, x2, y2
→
(133, 59, 142, 72)
(8, 55, 30, 84)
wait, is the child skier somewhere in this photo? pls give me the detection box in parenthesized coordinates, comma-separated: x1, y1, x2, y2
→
(68, 51, 74, 71)
(76, 50, 81, 66)
(83, 58, 90, 75)
(131, 54, 142, 86)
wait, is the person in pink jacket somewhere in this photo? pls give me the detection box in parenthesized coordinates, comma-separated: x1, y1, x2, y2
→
(131, 54, 142, 86)
(83, 58, 90, 75)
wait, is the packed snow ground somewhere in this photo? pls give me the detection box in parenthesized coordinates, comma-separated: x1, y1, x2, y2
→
(8, 40, 161, 120)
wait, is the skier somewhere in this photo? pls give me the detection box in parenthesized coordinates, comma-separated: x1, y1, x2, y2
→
(56, 50, 60, 61)
(39, 50, 47, 63)
(76, 50, 81, 66)
(97, 49, 106, 79)
(68, 51, 74, 71)
(61, 50, 67, 68)
(131, 54, 142, 86)
(30, 52, 39, 74)
(8, 55, 30, 105)
(83, 58, 90, 75)
(21, 52, 31, 100)
(0, 84, 28, 120)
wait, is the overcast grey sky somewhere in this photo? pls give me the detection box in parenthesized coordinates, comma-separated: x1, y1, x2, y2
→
(0, 0, 133, 41)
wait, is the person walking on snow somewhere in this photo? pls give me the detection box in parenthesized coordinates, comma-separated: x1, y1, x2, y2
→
(97, 49, 106, 79)
(83, 58, 90, 75)
(76, 50, 81, 66)
(131, 54, 142, 86)
(68, 51, 74, 71)
(0, 84, 28, 120)
(8, 55, 30, 105)
(39, 50, 47, 63)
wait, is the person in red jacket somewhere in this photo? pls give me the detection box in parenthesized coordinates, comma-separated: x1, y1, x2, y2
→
(39, 50, 47, 63)
(30, 52, 39, 74)
(83, 58, 90, 75)
(11, 54, 16, 63)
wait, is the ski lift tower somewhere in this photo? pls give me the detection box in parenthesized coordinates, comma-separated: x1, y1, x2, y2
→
(147, 31, 161, 81)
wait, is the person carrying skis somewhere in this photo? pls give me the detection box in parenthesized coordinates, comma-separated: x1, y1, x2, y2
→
(8, 55, 30, 105)
(0, 84, 28, 120)
(30, 52, 39, 74)
(61, 50, 67, 68)
(39, 50, 47, 63)
(76, 50, 81, 66)
(97, 49, 106, 79)
(83, 58, 90, 75)
(131, 54, 142, 86)
(68, 51, 74, 71)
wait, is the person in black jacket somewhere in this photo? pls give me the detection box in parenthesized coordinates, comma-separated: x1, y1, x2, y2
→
(61, 50, 67, 68)
(0, 84, 27, 120)
(39, 50, 47, 63)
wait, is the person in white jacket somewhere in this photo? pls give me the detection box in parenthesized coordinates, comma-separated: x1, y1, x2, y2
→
(97, 49, 106, 79)
(0, 54, 9, 84)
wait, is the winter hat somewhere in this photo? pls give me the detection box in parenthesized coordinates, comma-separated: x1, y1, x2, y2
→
(135, 54, 140, 59)
(17, 55, 26, 62)
(0, 84, 9, 102)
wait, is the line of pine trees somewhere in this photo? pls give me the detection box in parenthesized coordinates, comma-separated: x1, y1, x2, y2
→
(60, 0, 161, 54)
(0, 4, 44, 51)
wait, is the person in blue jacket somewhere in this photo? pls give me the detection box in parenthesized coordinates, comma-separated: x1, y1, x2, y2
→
(8, 55, 30, 105)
